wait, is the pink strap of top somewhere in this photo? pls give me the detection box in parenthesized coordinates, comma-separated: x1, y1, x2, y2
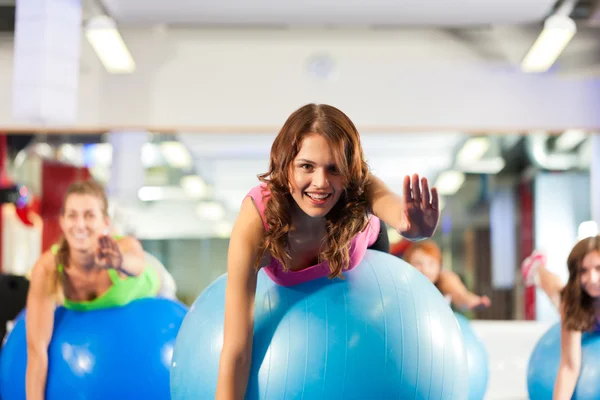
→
(246, 183, 380, 287)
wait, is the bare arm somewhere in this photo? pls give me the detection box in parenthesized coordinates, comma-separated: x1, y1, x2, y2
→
(216, 197, 264, 400)
(366, 174, 405, 231)
(554, 307, 582, 400)
(25, 251, 58, 400)
(437, 270, 491, 311)
(115, 236, 146, 277)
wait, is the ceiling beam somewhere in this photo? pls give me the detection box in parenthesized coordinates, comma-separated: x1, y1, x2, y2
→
(0, 125, 594, 135)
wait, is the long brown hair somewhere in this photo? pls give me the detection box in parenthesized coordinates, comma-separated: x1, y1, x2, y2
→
(55, 180, 109, 270)
(256, 103, 371, 279)
(561, 235, 600, 331)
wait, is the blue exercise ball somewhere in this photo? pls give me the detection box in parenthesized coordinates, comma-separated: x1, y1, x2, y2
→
(171, 249, 469, 399)
(0, 297, 188, 400)
(454, 313, 489, 400)
(528, 323, 600, 400)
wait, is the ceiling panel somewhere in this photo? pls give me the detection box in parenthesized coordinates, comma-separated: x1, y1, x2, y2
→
(102, 0, 557, 26)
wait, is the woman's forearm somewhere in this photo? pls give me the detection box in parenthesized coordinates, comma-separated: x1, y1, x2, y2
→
(26, 350, 48, 400)
(451, 291, 482, 311)
(119, 253, 145, 276)
(553, 364, 579, 400)
(216, 350, 253, 400)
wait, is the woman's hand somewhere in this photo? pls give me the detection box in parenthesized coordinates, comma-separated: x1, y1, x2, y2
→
(398, 174, 440, 240)
(94, 235, 124, 271)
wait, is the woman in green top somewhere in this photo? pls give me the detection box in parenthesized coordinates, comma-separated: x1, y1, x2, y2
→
(25, 180, 162, 400)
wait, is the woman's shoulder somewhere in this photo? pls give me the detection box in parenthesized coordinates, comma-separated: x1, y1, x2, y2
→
(244, 183, 271, 224)
(246, 182, 270, 201)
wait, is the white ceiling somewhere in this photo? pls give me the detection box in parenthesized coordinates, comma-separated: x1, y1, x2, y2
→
(101, 0, 557, 26)
(87, 0, 597, 239)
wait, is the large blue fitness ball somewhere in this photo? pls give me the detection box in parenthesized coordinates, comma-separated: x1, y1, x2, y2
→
(528, 323, 600, 400)
(454, 313, 489, 400)
(171, 250, 469, 399)
(0, 297, 187, 400)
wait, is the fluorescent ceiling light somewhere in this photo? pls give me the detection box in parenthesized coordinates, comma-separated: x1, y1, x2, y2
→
(138, 186, 164, 202)
(138, 186, 188, 202)
(459, 157, 506, 174)
(196, 202, 225, 221)
(142, 143, 162, 167)
(92, 143, 113, 166)
(160, 141, 193, 170)
(456, 137, 490, 165)
(214, 221, 233, 238)
(85, 15, 136, 74)
(180, 175, 208, 199)
(555, 129, 587, 152)
(578, 221, 598, 240)
(33, 143, 53, 158)
(434, 171, 465, 196)
(521, 15, 576, 73)
(58, 143, 77, 163)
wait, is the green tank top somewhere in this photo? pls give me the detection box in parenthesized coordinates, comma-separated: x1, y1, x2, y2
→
(52, 241, 161, 312)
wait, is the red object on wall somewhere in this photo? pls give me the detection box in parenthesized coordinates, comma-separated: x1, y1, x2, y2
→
(520, 178, 536, 320)
(15, 195, 40, 226)
(41, 160, 91, 252)
(0, 134, 5, 272)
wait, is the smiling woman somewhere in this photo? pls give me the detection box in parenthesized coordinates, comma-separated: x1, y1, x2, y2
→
(23, 180, 165, 400)
(525, 236, 600, 399)
(214, 103, 441, 400)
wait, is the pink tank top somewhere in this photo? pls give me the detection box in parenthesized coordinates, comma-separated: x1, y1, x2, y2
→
(246, 184, 381, 287)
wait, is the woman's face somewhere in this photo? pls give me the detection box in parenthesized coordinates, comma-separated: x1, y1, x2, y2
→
(408, 249, 442, 283)
(288, 134, 344, 219)
(580, 250, 600, 298)
(59, 193, 109, 252)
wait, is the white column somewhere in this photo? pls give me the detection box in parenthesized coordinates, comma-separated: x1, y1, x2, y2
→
(12, 0, 82, 124)
(106, 132, 149, 235)
(106, 132, 148, 202)
(490, 189, 516, 289)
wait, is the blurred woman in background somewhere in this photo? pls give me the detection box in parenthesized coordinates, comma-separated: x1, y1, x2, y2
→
(403, 239, 491, 311)
(25, 180, 173, 400)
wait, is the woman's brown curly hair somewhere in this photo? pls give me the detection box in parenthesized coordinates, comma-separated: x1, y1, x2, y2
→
(561, 235, 600, 331)
(255, 103, 371, 279)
